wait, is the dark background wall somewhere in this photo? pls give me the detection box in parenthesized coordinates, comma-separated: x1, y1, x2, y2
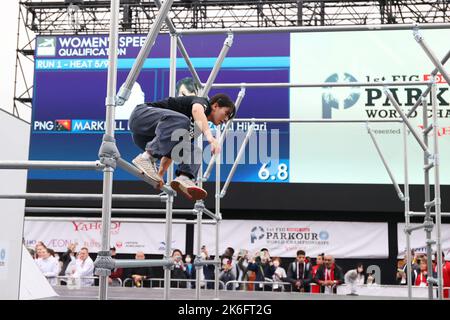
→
(27, 179, 449, 285)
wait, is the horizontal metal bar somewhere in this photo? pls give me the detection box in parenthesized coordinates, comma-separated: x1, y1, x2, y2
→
(25, 207, 194, 215)
(0, 160, 104, 171)
(193, 259, 221, 267)
(209, 81, 433, 89)
(234, 118, 402, 123)
(115, 259, 173, 269)
(1, 193, 162, 201)
(24, 215, 217, 225)
(176, 23, 450, 35)
(408, 211, 450, 217)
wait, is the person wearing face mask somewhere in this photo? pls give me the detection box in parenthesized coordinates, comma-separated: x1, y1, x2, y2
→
(171, 249, 187, 288)
(184, 254, 196, 289)
(271, 257, 287, 292)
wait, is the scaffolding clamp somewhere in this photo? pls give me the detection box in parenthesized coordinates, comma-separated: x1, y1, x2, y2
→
(94, 250, 114, 276)
(98, 134, 120, 169)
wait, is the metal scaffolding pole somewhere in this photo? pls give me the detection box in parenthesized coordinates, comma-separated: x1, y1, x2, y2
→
(203, 88, 246, 181)
(116, 0, 174, 105)
(414, 28, 450, 87)
(214, 125, 221, 299)
(163, 32, 177, 301)
(209, 81, 433, 89)
(403, 109, 413, 300)
(200, 33, 234, 96)
(2, 193, 163, 202)
(24, 216, 217, 225)
(431, 80, 444, 300)
(367, 124, 404, 201)
(115, 259, 173, 269)
(174, 23, 450, 35)
(408, 211, 450, 217)
(422, 97, 435, 300)
(383, 88, 432, 157)
(234, 118, 402, 123)
(97, 0, 120, 301)
(154, 0, 202, 90)
(0, 160, 104, 170)
(221, 123, 255, 198)
(24, 207, 197, 215)
(193, 32, 235, 300)
(406, 48, 450, 118)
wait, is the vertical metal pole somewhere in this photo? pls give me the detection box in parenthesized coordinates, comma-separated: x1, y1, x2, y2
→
(163, 33, 177, 300)
(403, 114, 413, 300)
(98, 0, 120, 301)
(214, 126, 221, 299)
(194, 32, 233, 300)
(195, 202, 202, 300)
(431, 79, 444, 300)
(422, 97, 434, 300)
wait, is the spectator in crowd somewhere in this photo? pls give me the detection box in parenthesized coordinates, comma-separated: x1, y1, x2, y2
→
(247, 249, 276, 291)
(184, 254, 196, 289)
(219, 257, 236, 290)
(235, 249, 249, 290)
(70, 247, 95, 287)
(312, 253, 324, 278)
(285, 250, 312, 293)
(271, 257, 287, 292)
(314, 254, 344, 294)
(34, 241, 47, 259)
(108, 247, 123, 287)
(59, 243, 77, 279)
(414, 256, 435, 287)
(443, 251, 450, 298)
(201, 245, 215, 289)
(35, 247, 60, 286)
(222, 247, 235, 260)
(396, 252, 419, 285)
(171, 249, 187, 288)
(344, 263, 366, 286)
(125, 251, 153, 288)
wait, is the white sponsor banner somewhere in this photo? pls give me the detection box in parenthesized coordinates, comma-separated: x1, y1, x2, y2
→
(24, 220, 186, 254)
(289, 29, 450, 185)
(194, 220, 388, 258)
(397, 223, 450, 258)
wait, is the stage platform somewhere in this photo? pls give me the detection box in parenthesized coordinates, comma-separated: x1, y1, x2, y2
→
(46, 286, 418, 300)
